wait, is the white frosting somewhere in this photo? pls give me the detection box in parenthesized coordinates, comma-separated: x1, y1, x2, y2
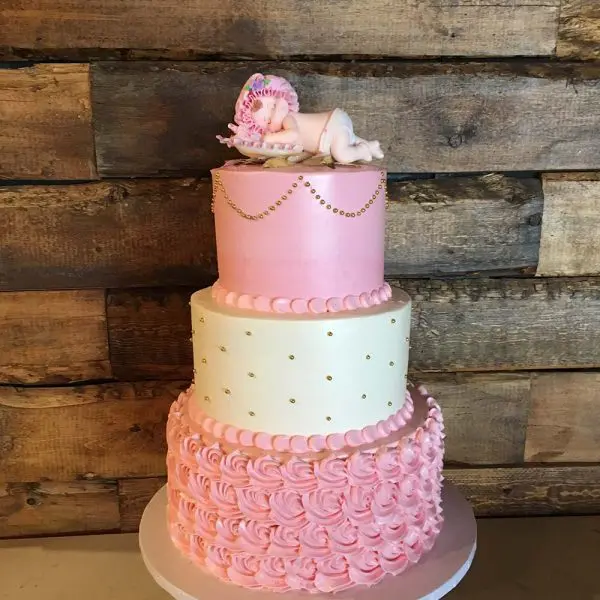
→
(191, 288, 411, 436)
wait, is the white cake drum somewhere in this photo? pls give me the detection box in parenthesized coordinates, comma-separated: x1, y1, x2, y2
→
(140, 483, 476, 600)
(191, 288, 411, 436)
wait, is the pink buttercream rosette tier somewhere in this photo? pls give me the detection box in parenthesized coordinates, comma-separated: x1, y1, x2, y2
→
(166, 387, 445, 594)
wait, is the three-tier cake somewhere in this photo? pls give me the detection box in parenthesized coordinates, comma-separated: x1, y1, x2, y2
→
(165, 73, 445, 594)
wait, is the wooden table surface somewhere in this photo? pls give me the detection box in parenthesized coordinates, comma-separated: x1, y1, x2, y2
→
(1, 516, 599, 600)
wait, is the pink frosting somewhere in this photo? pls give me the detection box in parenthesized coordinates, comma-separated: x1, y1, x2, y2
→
(211, 165, 387, 308)
(185, 386, 415, 455)
(166, 386, 445, 593)
(212, 280, 392, 314)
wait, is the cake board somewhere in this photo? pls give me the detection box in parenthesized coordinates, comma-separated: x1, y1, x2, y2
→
(139, 483, 476, 600)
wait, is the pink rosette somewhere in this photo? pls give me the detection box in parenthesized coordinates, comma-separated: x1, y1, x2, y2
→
(398, 475, 422, 511)
(177, 495, 198, 530)
(173, 462, 191, 490)
(194, 508, 218, 540)
(205, 545, 231, 580)
(228, 554, 261, 588)
(347, 549, 385, 587)
(403, 528, 426, 563)
(270, 490, 306, 528)
(236, 488, 271, 521)
(215, 517, 241, 548)
(246, 455, 283, 490)
(314, 455, 348, 489)
(328, 519, 360, 555)
(256, 557, 290, 591)
(187, 472, 213, 510)
(372, 481, 400, 523)
(286, 557, 317, 591)
(269, 525, 300, 557)
(238, 519, 274, 555)
(302, 489, 344, 527)
(220, 451, 251, 488)
(379, 542, 410, 575)
(344, 487, 374, 525)
(377, 446, 403, 481)
(357, 522, 383, 549)
(347, 452, 379, 486)
(399, 440, 423, 475)
(166, 417, 186, 450)
(298, 522, 330, 558)
(315, 555, 353, 593)
(210, 480, 242, 518)
(381, 519, 409, 543)
(179, 434, 203, 466)
(188, 534, 206, 568)
(169, 521, 191, 554)
(196, 443, 223, 478)
(280, 457, 317, 492)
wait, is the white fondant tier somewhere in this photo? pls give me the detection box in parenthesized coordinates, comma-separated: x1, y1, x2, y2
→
(191, 288, 411, 436)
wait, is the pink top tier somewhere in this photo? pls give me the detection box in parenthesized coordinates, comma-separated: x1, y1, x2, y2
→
(211, 164, 388, 314)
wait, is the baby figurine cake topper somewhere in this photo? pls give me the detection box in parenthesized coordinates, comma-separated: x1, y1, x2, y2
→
(217, 73, 384, 165)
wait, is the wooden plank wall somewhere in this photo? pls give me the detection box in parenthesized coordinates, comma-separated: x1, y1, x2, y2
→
(1, 0, 600, 538)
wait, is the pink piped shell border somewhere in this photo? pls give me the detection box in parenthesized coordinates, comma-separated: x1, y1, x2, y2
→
(211, 281, 393, 314)
(179, 386, 424, 456)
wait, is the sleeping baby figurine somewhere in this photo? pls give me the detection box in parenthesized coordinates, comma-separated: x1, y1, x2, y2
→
(217, 73, 384, 164)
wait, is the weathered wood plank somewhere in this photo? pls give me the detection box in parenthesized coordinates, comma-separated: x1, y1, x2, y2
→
(0, 1, 560, 60)
(446, 466, 600, 516)
(417, 372, 530, 464)
(537, 174, 600, 276)
(0, 64, 96, 180)
(0, 175, 541, 292)
(118, 477, 165, 533)
(0, 481, 119, 539)
(387, 175, 542, 277)
(403, 278, 600, 372)
(557, 0, 600, 60)
(0, 381, 183, 482)
(0, 290, 110, 385)
(91, 61, 600, 177)
(525, 372, 600, 463)
(0, 180, 217, 291)
(107, 289, 194, 381)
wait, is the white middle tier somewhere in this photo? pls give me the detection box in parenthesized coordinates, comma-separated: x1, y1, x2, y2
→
(191, 287, 411, 436)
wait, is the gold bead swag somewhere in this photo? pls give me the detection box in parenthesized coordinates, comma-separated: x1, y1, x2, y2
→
(211, 171, 389, 220)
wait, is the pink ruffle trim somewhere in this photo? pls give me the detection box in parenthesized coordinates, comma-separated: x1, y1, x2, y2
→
(166, 388, 445, 594)
(184, 386, 415, 455)
(211, 281, 393, 314)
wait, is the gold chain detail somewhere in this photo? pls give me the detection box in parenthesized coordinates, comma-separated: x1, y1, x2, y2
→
(211, 171, 388, 220)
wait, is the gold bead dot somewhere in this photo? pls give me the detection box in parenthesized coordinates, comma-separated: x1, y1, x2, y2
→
(304, 182, 311, 187)
(220, 346, 226, 352)
(405, 337, 409, 342)
(366, 354, 371, 360)
(276, 200, 282, 206)
(282, 195, 287, 200)
(326, 416, 332, 422)
(201, 358, 207, 364)
(292, 183, 298, 188)
(298, 175, 304, 180)
(200, 317, 205, 323)
(327, 331, 333, 336)
(362, 394, 367, 399)
(389, 361, 395, 366)
(320, 200, 325, 205)
(340, 210, 345, 216)
(246, 331, 252, 336)
(248, 372, 255, 378)
(269, 206, 276, 211)
(391, 319, 396, 324)
(204, 396, 210, 403)
(191, 329, 195, 335)
(333, 208, 339, 213)
(249, 411, 255, 416)
(326, 375, 333, 381)
(289, 398, 296, 404)
(224, 388, 231, 395)
(378, 184, 383, 189)
(288, 189, 293, 194)
(326, 204, 332, 210)
(311, 189, 316, 194)
(192, 368, 197, 374)
(388, 401, 393, 407)
(289, 354, 295, 360)
(316, 195, 321, 199)
(350, 212, 356, 217)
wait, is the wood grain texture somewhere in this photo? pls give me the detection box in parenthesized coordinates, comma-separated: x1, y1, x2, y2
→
(0, 290, 110, 385)
(0, 175, 541, 292)
(0, 381, 183, 482)
(386, 174, 542, 277)
(446, 465, 600, 516)
(557, 0, 600, 60)
(0, 1, 559, 60)
(0, 180, 216, 291)
(537, 174, 600, 276)
(402, 277, 600, 372)
(118, 477, 165, 533)
(0, 64, 96, 180)
(0, 481, 119, 539)
(418, 373, 530, 464)
(91, 61, 600, 177)
(525, 372, 600, 463)
(107, 289, 194, 381)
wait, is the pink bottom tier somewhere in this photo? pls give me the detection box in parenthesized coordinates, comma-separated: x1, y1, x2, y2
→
(166, 387, 445, 594)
